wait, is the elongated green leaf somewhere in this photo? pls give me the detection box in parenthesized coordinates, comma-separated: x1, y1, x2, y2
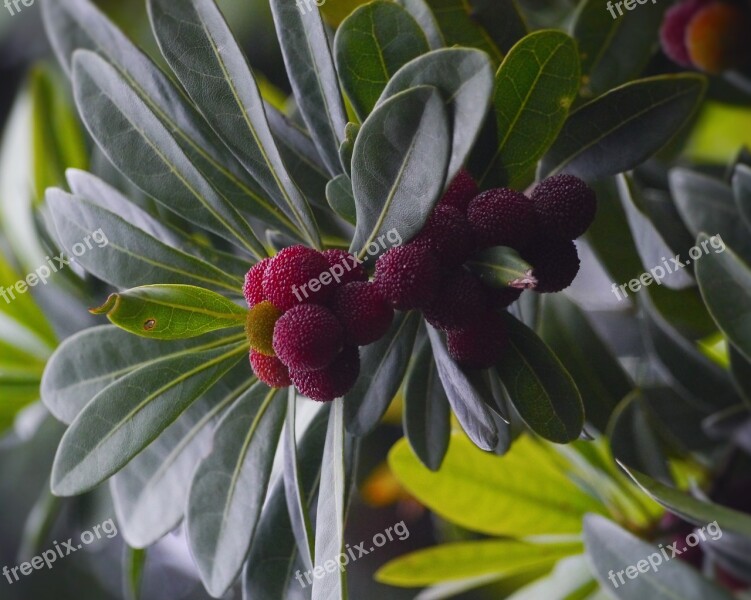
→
(270, 0, 348, 176)
(466, 246, 536, 289)
(345, 311, 420, 436)
(335, 1, 430, 120)
(350, 87, 450, 257)
(326, 174, 356, 226)
(404, 336, 451, 471)
(730, 346, 751, 407)
(71, 50, 266, 257)
(584, 514, 734, 600)
(389, 434, 607, 537)
(51, 334, 248, 496)
(480, 30, 580, 190)
(188, 383, 286, 597)
(41, 0, 283, 235)
(377, 539, 581, 587)
(425, 0, 503, 63)
(732, 164, 751, 230)
(696, 236, 751, 362)
(396, 0, 444, 49)
(46, 190, 242, 293)
(505, 555, 598, 600)
(91, 285, 246, 340)
(110, 367, 252, 548)
(148, 0, 320, 248)
(122, 546, 146, 600)
(571, 0, 666, 100)
(378, 48, 494, 182)
(497, 314, 584, 443)
(541, 75, 706, 181)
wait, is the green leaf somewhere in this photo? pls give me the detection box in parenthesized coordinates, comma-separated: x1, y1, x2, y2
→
(505, 555, 598, 600)
(388, 434, 607, 537)
(466, 246, 536, 289)
(350, 86, 450, 257)
(326, 174, 357, 226)
(541, 75, 707, 181)
(376, 539, 582, 587)
(148, 0, 321, 249)
(425, 0, 503, 63)
(571, 0, 666, 100)
(539, 294, 631, 431)
(695, 235, 751, 363)
(378, 48, 494, 182)
(122, 546, 146, 600)
(395, 0, 444, 49)
(51, 333, 248, 496)
(730, 346, 751, 407)
(188, 383, 286, 597)
(496, 313, 584, 444)
(71, 50, 267, 257)
(345, 311, 420, 436)
(732, 164, 751, 231)
(270, 0, 348, 176)
(335, 1, 430, 120)
(110, 367, 252, 548)
(404, 336, 451, 471)
(583, 514, 735, 600)
(91, 285, 246, 340)
(479, 30, 580, 190)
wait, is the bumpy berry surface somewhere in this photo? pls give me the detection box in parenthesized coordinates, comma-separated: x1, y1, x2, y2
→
(263, 245, 332, 311)
(291, 346, 360, 402)
(467, 188, 535, 250)
(686, 1, 751, 74)
(423, 270, 488, 330)
(330, 282, 393, 346)
(447, 311, 508, 369)
(273, 304, 343, 372)
(660, 0, 709, 67)
(488, 286, 523, 309)
(250, 350, 291, 388)
(439, 169, 479, 212)
(322, 249, 368, 286)
(414, 205, 476, 266)
(523, 238, 580, 293)
(373, 243, 441, 310)
(243, 258, 271, 308)
(245, 300, 281, 356)
(531, 175, 597, 240)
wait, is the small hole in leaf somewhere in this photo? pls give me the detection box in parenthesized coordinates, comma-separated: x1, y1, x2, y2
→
(144, 319, 157, 331)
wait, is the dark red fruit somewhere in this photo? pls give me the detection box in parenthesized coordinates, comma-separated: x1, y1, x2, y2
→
(446, 311, 507, 369)
(250, 350, 291, 388)
(467, 188, 535, 250)
(660, 0, 709, 67)
(330, 282, 393, 346)
(523, 238, 580, 293)
(262, 245, 332, 311)
(488, 286, 523, 308)
(531, 175, 596, 240)
(273, 304, 343, 372)
(322, 249, 368, 286)
(291, 346, 361, 402)
(245, 300, 282, 356)
(373, 243, 441, 310)
(439, 169, 479, 213)
(243, 258, 271, 308)
(414, 205, 476, 266)
(423, 270, 488, 330)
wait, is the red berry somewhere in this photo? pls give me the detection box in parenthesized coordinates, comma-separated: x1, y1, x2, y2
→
(414, 205, 476, 267)
(291, 346, 360, 402)
(439, 169, 479, 213)
(330, 282, 393, 346)
(423, 270, 488, 330)
(488, 286, 523, 308)
(373, 243, 441, 310)
(467, 188, 535, 250)
(531, 175, 596, 240)
(446, 311, 507, 369)
(322, 249, 368, 286)
(250, 350, 291, 388)
(660, 0, 709, 67)
(243, 258, 271, 308)
(273, 304, 344, 372)
(245, 300, 282, 356)
(263, 245, 332, 311)
(523, 238, 580, 293)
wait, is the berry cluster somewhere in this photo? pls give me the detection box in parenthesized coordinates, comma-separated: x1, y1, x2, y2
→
(243, 246, 392, 401)
(660, 0, 751, 74)
(371, 171, 596, 368)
